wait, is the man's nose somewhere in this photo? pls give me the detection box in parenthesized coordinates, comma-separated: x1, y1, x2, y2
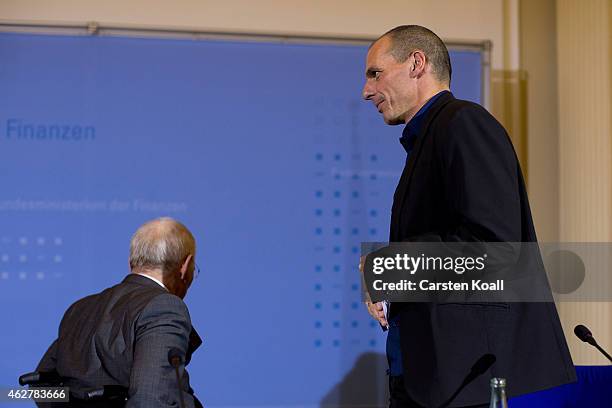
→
(362, 82, 374, 100)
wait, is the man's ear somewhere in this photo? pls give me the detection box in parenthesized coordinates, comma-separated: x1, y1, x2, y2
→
(180, 254, 193, 281)
(410, 50, 427, 78)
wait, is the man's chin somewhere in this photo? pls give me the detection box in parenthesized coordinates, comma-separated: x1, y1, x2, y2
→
(383, 115, 403, 126)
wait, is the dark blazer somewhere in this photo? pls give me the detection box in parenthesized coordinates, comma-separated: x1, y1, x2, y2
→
(390, 92, 576, 407)
(37, 273, 203, 408)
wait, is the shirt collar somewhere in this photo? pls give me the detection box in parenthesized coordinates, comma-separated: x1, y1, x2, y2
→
(400, 90, 450, 153)
(136, 273, 168, 290)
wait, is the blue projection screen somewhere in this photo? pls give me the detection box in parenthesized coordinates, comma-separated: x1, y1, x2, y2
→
(0, 32, 483, 407)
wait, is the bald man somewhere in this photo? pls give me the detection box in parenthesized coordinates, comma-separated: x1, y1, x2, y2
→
(36, 217, 203, 407)
(362, 25, 575, 407)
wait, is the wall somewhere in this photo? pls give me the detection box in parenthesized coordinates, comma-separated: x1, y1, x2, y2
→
(1, 0, 506, 67)
(555, 0, 612, 365)
(520, 0, 612, 365)
(519, 0, 559, 241)
(7, 0, 609, 367)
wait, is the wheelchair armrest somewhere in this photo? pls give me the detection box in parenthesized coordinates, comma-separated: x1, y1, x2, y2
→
(85, 385, 128, 401)
(19, 371, 63, 386)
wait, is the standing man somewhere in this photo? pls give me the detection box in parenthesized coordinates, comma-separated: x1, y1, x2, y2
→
(362, 25, 575, 407)
(36, 217, 203, 407)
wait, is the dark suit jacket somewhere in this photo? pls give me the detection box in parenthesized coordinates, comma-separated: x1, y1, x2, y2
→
(37, 273, 203, 407)
(390, 92, 576, 407)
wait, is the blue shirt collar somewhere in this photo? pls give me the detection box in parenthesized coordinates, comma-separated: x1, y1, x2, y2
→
(399, 90, 449, 154)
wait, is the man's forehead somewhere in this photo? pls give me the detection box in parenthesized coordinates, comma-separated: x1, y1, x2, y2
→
(366, 37, 393, 64)
(368, 36, 391, 56)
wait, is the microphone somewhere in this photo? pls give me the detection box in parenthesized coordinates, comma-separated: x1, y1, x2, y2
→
(168, 348, 187, 408)
(438, 354, 496, 408)
(574, 324, 612, 363)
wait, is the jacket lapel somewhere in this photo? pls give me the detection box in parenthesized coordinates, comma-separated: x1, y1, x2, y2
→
(390, 92, 455, 241)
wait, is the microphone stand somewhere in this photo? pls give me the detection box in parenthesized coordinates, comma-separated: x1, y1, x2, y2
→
(592, 342, 612, 363)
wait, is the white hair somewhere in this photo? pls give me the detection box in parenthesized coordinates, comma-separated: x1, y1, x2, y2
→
(129, 217, 195, 274)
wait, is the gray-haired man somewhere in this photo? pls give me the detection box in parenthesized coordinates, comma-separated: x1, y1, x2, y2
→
(36, 217, 203, 407)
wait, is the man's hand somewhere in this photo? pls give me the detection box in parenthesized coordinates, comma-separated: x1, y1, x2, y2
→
(365, 301, 388, 327)
(360, 255, 388, 326)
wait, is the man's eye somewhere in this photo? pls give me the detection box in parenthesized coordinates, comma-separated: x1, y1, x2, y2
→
(374, 71, 381, 80)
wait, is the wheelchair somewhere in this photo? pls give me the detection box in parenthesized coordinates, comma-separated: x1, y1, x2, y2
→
(19, 371, 128, 407)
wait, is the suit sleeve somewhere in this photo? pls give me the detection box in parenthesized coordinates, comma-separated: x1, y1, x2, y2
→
(36, 340, 58, 373)
(127, 293, 197, 408)
(437, 104, 522, 242)
(36, 300, 80, 374)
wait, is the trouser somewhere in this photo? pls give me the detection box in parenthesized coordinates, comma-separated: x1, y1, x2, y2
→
(388, 375, 488, 408)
